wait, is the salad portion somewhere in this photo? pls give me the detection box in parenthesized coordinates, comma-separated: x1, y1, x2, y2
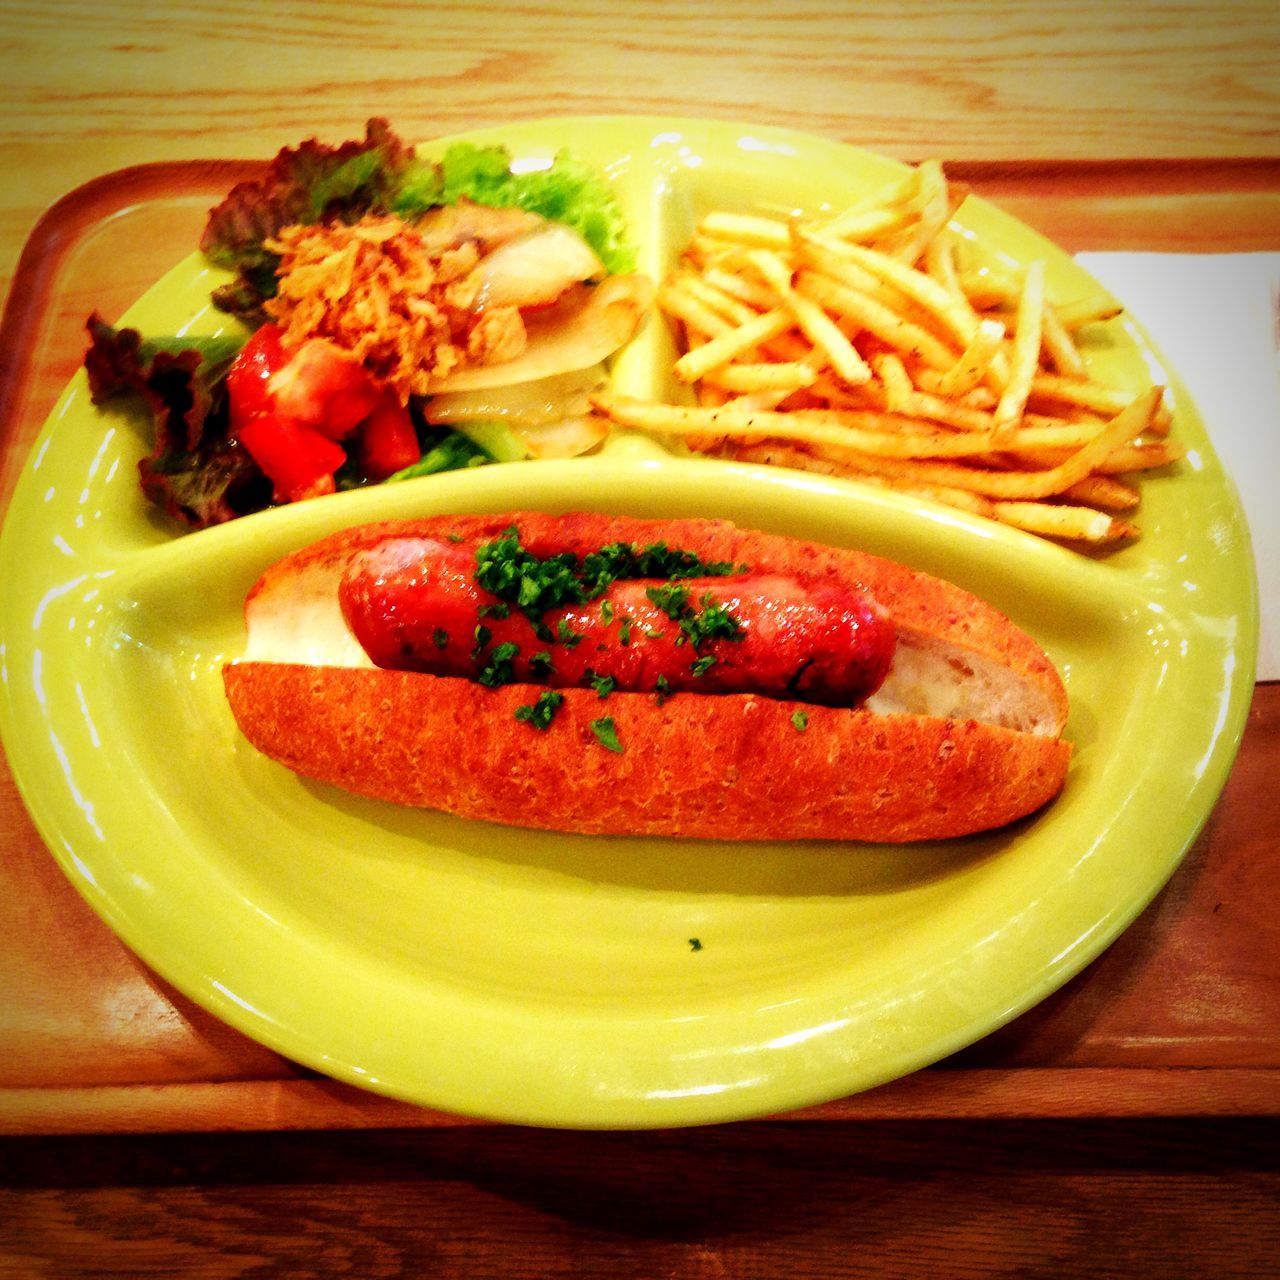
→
(84, 119, 652, 529)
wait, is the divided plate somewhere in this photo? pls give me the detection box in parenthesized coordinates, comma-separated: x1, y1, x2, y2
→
(0, 118, 1257, 1127)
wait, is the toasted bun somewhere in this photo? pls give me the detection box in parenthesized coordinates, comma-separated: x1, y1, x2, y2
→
(224, 512, 1071, 842)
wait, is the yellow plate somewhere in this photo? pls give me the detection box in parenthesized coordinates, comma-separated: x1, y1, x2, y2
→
(0, 118, 1257, 1127)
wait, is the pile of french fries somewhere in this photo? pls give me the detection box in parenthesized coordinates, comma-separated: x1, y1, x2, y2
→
(594, 160, 1182, 548)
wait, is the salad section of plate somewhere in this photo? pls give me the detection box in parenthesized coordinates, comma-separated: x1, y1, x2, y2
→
(0, 118, 1257, 1127)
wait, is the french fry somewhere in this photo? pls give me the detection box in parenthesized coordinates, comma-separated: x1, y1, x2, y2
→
(993, 259, 1046, 439)
(809, 238, 980, 350)
(697, 211, 792, 250)
(669, 273, 760, 327)
(923, 229, 969, 306)
(1087, 440, 1186, 474)
(1000, 421, 1114, 450)
(887, 159, 952, 264)
(683, 234, 736, 270)
(1060, 474, 1141, 511)
(817, 170, 917, 237)
(883, 387, 999, 433)
(937, 318, 1007, 396)
(792, 232, 917, 313)
(672, 307, 794, 383)
(744, 249, 873, 387)
(736, 441, 1139, 546)
(594, 395, 1021, 458)
(1055, 294, 1124, 331)
(812, 201, 914, 244)
(734, 441, 1000, 518)
(869, 351, 915, 412)
(991, 501, 1138, 544)
(911, 364, 999, 408)
(796, 270, 957, 370)
(703, 361, 819, 394)
(957, 265, 1021, 310)
(1028, 370, 1146, 418)
(862, 476, 997, 519)
(1041, 303, 1088, 379)
(821, 387, 1162, 499)
(656, 279, 735, 340)
(702, 265, 777, 312)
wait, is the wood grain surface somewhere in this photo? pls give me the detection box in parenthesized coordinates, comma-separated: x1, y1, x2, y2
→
(2, 0, 1278, 307)
(2, 3, 1279, 1276)
(0, 1120, 1276, 1279)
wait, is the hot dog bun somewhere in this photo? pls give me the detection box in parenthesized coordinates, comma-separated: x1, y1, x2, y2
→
(223, 512, 1071, 842)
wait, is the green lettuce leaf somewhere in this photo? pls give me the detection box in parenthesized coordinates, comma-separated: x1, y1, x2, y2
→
(420, 143, 636, 274)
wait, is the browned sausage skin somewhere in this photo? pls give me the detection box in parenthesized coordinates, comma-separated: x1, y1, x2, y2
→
(337, 534, 897, 706)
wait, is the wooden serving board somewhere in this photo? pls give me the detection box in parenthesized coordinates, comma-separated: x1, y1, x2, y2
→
(1, 158, 1277, 1134)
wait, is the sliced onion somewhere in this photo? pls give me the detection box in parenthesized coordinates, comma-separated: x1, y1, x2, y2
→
(425, 365, 606, 427)
(468, 223, 607, 309)
(511, 414, 610, 459)
(425, 273, 654, 392)
(413, 199, 544, 254)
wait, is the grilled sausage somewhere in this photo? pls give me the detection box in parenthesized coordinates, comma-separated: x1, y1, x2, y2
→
(337, 535, 896, 705)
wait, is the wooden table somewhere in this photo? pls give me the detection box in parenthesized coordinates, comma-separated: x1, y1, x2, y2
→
(2, 3, 1278, 1275)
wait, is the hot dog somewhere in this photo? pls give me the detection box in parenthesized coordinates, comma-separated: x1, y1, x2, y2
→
(223, 511, 1071, 842)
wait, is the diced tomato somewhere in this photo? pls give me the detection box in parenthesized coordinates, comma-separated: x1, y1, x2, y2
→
(267, 338, 381, 439)
(237, 414, 347, 503)
(358, 394, 421, 480)
(226, 323, 290, 431)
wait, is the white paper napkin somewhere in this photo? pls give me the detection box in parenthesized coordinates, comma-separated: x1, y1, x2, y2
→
(1076, 251, 1279, 681)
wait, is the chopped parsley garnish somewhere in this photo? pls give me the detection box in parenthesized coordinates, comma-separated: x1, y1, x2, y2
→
(617, 617, 633, 646)
(477, 600, 511, 621)
(687, 593, 743, 646)
(528, 649, 554, 676)
(556, 618, 583, 648)
(471, 623, 493, 659)
(590, 716, 624, 753)
(479, 641, 520, 687)
(473, 528, 750, 627)
(645, 582, 691, 622)
(690, 654, 717, 678)
(431, 627, 449, 651)
(600, 598, 615, 625)
(791, 710, 810, 732)
(645, 583, 743, 651)
(514, 689, 564, 730)
(475, 527, 584, 620)
(689, 937, 703, 952)
(590, 673, 617, 698)
(654, 674, 673, 705)
(579, 541, 738, 594)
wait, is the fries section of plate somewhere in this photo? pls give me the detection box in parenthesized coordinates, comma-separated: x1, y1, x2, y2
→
(595, 159, 1179, 549)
